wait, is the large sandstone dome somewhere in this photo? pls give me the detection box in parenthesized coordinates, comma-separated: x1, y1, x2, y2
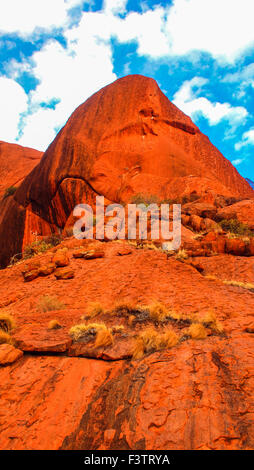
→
(0, 74, 253, 267)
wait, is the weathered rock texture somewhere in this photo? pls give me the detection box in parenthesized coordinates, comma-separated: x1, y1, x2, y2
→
(0, 239, 253, 450)
(0, 75, 253, 267)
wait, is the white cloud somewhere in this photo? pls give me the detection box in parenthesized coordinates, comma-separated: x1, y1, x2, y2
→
(103, 0, 127, 15)
(17, 31, 116, 149)
(173, 77, 248, 126)
(235, 129, 254, 150)
(232, 158, 243, 166)
(0, 0, 83, 35)
(165, 0, 254, 61)
(0, 77, 28, 143)
(1, 1, 253, 151)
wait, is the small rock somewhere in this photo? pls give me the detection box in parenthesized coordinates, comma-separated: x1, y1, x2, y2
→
(225, 238, 246, 256)
(22, 269, 39, 282)
(52, 250, 69, 267)
(39, 263, 56, 276)
(83, 250, 104, 260)
(54, 267, 74, 279)
(0, 344, 23, 366)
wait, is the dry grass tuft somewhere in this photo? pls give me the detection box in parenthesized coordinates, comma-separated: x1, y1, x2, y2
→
(0, 312, 16, 333)
(146, 301, 169, 322)
(201, 310, 224, 334)
(69, 322, 107, 341)
(222, 280, 254, 292)
(37, 295, 65, 313)
(186, 323, 208, 340)
(175, 248, 188, 261)
(113, 300, 136, 316)
(132, 326, 179, 359)
(0, 330, 13, 345)
(95, 328, 113, 348)
(48, 319, 62, 330)
(85, 301, 105, 318)
(69, 322, 113, 348)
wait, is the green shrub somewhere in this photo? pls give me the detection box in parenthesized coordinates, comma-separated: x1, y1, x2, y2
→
(23, 240, 52, 259)
(43, 234, 62, 247)
(131, 193, 159, 206)
(219, 218, 252, 237)
(3, 186, 17, 199)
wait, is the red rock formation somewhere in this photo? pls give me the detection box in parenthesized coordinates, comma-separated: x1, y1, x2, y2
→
(0, 75, 253, 268)
(216, 199, 254, 229)
(0, 141, 42, 198)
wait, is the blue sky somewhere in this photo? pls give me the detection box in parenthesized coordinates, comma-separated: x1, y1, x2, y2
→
(0, 0, 253, 180)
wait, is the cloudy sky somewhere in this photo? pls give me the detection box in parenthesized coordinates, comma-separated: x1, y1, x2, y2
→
(0, 0, 253, 179)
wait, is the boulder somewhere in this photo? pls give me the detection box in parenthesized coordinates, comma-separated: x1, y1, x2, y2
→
(52, 249, 69, 267)
(0, 344, 23, 366)
(225, 238, 246, 256)
(183, 202, 217, 219)
(54, 267, 74, 280)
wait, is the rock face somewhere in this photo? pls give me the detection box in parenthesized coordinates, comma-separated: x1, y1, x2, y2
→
(0, 75, 253, 267)
(0, 239, 253, 450)
(0, 141, 42, 199)
(216, 199, 254, 229)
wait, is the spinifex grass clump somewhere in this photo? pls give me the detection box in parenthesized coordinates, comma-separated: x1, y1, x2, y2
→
(85, 302, 105, 318)
(0, 312, 16, 333)
(0, 312, 16, 345)
(37, 295, 65, 313)
(69, 322, 113, 348)
(132, 327, 179, 359)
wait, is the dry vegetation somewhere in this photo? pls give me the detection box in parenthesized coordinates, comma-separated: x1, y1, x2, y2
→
(0, 312, 16, 333)
(132, 327, 179, 359)
(175, 248, 188, 261)
(205, 275, 254, 293)
(0, 312, 16, 345)
(69, 322, 114, 348)
(37, 295, 65, 313)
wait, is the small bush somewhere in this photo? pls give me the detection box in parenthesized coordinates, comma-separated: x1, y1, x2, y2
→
(37, 295, 65, 313)
(23, 240, 52, 259)
(0, 330, 13, 345)
(219, 219, 252, 237)
(0, 312, 15, 333)
(131, 193, 159, 206)
(3, 186, 17, 199)
(48, 319, 62, 330)
(43, 234, 62, 247)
